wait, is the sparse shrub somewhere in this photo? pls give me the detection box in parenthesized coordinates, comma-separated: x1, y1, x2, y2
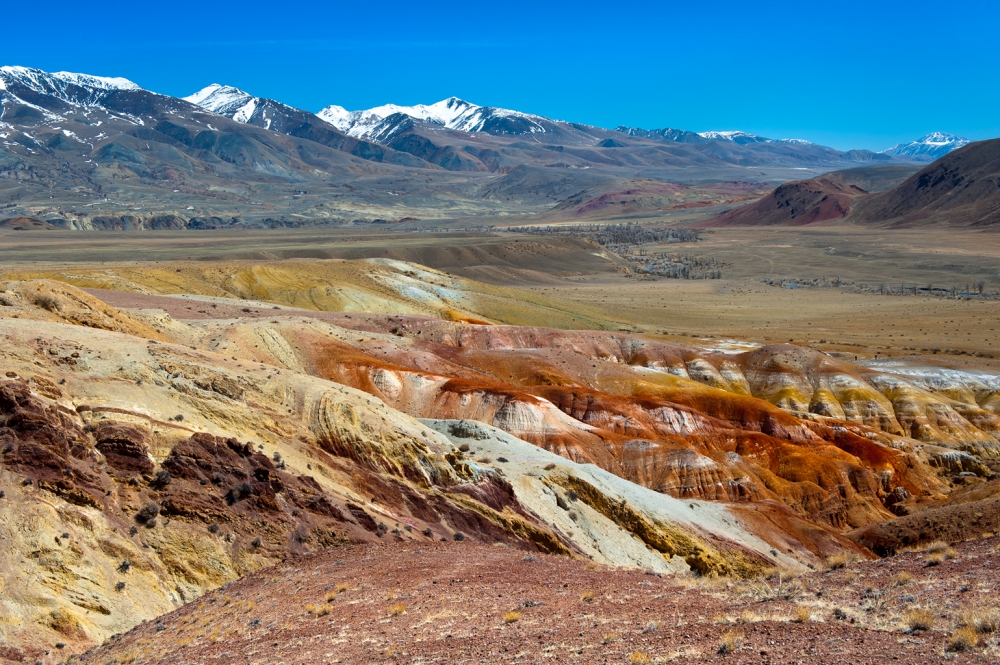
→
(566, 491, 578, 502)
(601, 632, 617, 644)
(893, 571, 914, 586)
(543, 462, 556, 470)
(579, 591, 595, 602)
(905, 609, 935, 632)
(423, 528, 434, 538)
(115, 581, 126, 592)
(251, 537, 262, 548)
(628, 652, 653, 665)
(272, 452, 282, 463)
(336, 583, 349, 593)
(135, 502, 160, 524)
(946, 626, 980, 652)
(325, 591, 338, 602)
(458, 443, 470, 452)
(718, 629, 744, 654)
(497, 456, 508, 463)
(33, 293, 59, 312)
(151, 469, 171, 489)
(315, 604, 331, 617)
(226, 482, 254, 505)
(208, 522, 220, 534)
(833, 608, 848, 621)
(642, 621, 659, 634)
(792, 605, 811, 623)
(117, 560, 132, 574)
(522, 555, 538, 563)
(304, 603, 317, 614)
(389, 603, 405, 616)
(503, 610, 520, 624)
(453, 532, 465, 541)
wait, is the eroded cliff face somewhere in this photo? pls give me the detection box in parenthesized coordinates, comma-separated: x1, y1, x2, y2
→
(2, 282, 860, 660)
(191, 313, 982, 533)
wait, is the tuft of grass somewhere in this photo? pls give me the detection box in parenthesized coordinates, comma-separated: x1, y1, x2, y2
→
(579, 591, 595, 602)
(946, 626, 980, 652)
(924, 548, 956, 566)
(389, 603, 406, 617)
(628, 651, 653, 664)
(904, 608, 935, 632)
(718, 629, 744, 655)
(315, 604, 331, 617)
(503, 610, 520, 624)
(893, 571, 914, 587)
(304, 603, 317, 614)
(335, 583, 349, 593)
(792, 605, 811, 623)
(601, 632, 618, 644)
(959, 607, 1000, 635)
(825, 551, 859, 570)
(325, 591, 338, 602)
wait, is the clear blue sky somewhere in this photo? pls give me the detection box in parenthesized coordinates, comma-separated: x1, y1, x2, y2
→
(3, 0, 997, 151)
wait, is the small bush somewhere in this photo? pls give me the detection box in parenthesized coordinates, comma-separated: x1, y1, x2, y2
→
(33, 293, 59, 312)
(135, 502, 160, 524)
(628, 652, 653, 665)
(600, 632, 617, 644)
(389, 603, 405, 616)
(251, 537, 262, 548)
(946, 626, 980, 652)
(226, 482, 254, 505)
(792, 606, 811, 623)
(905, 609, 935, 632)
(503, 610, 520, 624)
(894, 571, 914, 586)
(315, 604, 331, 617)
(151, 470, 171, 489)
(208, 523, 220, 534)
(458, 444, 470, 452)
(579, 591, 595, 602)
(453, 532, 465, 541)
(718, 629, 744, 654)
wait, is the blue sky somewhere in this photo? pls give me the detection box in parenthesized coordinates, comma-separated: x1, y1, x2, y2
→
(3, 0, 997, 150)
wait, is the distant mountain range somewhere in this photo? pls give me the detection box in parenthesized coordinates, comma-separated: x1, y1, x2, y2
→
(880, 132, 972, 162)
(0, 65, 988, 229)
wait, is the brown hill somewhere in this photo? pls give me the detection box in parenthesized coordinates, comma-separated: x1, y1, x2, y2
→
(702, 177, 867, 227)
(849, 138, 1000, 227)
(0, 216, 58, 230)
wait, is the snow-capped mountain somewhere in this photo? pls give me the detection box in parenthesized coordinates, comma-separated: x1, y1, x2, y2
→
(615, 126, 812, 146)
(880, 132, 971, 161)
(184, 84, 259, 123)
(318, 97, 549, 139)
(0, 66, 142, 119)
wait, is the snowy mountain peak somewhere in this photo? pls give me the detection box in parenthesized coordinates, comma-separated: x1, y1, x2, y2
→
(318, 97, 548, 139)
(184, 84, 258, 123)
(880, 132, 971, 160)
(0, 66, 141, 107)
(697, 130, 771, 144)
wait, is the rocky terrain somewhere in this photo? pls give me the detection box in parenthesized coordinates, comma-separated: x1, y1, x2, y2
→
(2, 260, 1000, 661)
(68, 537, 1000, 664)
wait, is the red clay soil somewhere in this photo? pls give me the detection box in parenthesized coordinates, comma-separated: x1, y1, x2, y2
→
(68, 538, 1000, 665)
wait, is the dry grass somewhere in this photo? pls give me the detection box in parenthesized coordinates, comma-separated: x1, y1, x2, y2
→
(825, 551, 860, 570)
(628, 651, 653, 664)
(335, 583, 349, 593)
(792, 606, 811, 623)
(579, 591, 595, 602)
(959, 607, 1000, 635)
(315, 604, 331, 617)
(304, 603, 317, 614)
(904, 609, 936, 632)
(925, 548, 957, 566)
(503, 611, 521, 624)
(893, 571, 914, 587)
(601, 632, 618, 644)
(946, 626, 980, 652)
(388, 603, 406, 617)
(325, 591, 338, 602)
(717, 629, 744, 655)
